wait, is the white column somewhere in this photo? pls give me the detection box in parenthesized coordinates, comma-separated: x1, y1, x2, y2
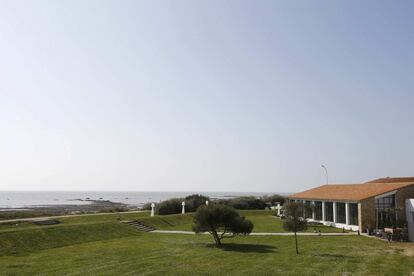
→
(150, 203, 155, 217)
(312, 201, 315, 220)
(276, 203, 281, 216)
(333, 202, 337, 223)
(322, 201, 326, 221)
(303, 200, 306, 217)
(345, 202, 349, 225)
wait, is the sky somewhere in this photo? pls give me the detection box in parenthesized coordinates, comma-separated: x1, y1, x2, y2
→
(0, 0, 413, 192)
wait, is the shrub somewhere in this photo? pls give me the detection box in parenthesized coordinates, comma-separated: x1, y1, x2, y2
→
(141, 203, 152, 211)
(261, 194, 286, 206)
(224, 196, 267, 210)
(185, 194, 210, 212)
(99, 207, 129, 213)
(157, 198, 184, 215)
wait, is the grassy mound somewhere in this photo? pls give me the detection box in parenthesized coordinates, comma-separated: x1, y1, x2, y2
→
(139, 213, 194, 230)
(0, 222, 139, 256)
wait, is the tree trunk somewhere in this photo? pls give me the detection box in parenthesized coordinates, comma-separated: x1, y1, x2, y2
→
(294, 231, 299, 254)
(211, 229, 222, 247)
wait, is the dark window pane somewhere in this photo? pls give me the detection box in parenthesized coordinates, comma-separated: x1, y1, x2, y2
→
(325, 202, 333, 222)
(349, 203, 358, 225)
(305, 201, 312, 218)
(315, 201, 322, 220)
(336, 202, 346, 223)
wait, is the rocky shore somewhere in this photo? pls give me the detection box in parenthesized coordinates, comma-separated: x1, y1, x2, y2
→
(0, 199, 136, 220)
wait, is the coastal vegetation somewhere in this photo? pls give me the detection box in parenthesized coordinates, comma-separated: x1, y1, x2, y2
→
(145, 194, 287, 216)
(156, 194, 211, 215)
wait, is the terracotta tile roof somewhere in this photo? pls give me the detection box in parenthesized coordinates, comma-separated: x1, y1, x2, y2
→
(288, 177, 414, 201)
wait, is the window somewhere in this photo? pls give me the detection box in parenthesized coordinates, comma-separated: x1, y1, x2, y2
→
(304, 201, 313, 218)
(335, 202, 346, 223)
(349, 203, 358, 225)
(376, 195, 395, 209)
(376, 194, 396, 228)
(324, 202, 333, 222)
(314, 201, 322, 220)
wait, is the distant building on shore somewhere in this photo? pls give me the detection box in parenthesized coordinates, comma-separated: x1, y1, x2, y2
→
(288, 177, 414, 235)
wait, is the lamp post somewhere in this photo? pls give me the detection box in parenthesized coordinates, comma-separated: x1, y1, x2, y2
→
(321, 165, 329, 185)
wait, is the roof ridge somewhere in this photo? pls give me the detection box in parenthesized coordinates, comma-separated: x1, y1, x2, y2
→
(365, 176, 414, 183)
(289, 180, 414, 201)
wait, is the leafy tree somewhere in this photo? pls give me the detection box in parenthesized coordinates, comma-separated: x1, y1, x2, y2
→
(193, 204, 254, 247)
(185, 194, 210, 212)
(283, 202, 308, 254)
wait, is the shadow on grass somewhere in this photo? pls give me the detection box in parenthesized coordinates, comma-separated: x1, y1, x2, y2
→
(207, 243, 276, 253)
(314, 253, 354, 259)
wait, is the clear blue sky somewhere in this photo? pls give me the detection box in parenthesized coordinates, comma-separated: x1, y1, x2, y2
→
(1, 0, 413, 192)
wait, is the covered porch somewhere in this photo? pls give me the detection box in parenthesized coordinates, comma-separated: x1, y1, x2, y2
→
(293, 199, 360, 231)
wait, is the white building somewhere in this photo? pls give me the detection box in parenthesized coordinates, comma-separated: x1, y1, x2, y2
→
(288, 177, 414, 233)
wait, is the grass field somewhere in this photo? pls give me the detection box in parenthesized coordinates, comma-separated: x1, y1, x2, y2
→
(0, 210, 413, 275)
(136, 210, 346, 233)
(0, 210, 343, 233)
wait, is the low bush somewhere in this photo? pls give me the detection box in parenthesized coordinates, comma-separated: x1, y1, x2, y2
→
(151, 194, 285, 214)
(184, 194, 210, 212)
(157, 198, 184, 215)
(216, 196, 267, 210)
(0, 211, 57, 220)
(99, 207, 129, 213)
(262, 194, 286, 206)
(141, 203, 152, 211)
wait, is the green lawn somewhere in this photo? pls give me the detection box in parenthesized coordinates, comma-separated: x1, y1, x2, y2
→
(0, 231, 413, 275)
(131, 210, 346, 233)
(0, 210, 413, 275)
(0, 210, 346, 233)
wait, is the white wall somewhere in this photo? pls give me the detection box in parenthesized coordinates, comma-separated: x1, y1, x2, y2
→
(406, 199, 414, 242)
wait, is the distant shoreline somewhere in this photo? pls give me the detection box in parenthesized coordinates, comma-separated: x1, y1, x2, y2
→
(0, 191, 288, 221)
(0, 191, 289, 210)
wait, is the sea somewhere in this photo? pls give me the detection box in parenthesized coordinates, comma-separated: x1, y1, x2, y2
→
(0, 191, 287, 209)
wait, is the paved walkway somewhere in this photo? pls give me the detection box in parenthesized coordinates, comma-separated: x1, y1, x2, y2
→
(151, 230, 358, 236)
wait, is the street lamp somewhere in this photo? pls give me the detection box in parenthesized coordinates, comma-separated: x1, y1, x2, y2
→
(321, 165, 329, 185)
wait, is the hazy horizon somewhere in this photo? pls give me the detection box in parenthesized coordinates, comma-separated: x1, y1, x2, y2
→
(0, 189, 291, 193)
(1, 1, 413, 193)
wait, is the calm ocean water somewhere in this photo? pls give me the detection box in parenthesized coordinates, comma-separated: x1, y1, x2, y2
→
(0, 191, 285, 209)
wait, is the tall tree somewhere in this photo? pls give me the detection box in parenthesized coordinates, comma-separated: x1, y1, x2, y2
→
(283, 202, 308, 254)
(193, 204, 253, 247)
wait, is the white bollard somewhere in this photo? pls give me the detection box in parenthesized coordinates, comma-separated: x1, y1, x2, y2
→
(182, 201, 186, 214)
(206, 200, 209, 206)
(151, 203, 155, 217)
